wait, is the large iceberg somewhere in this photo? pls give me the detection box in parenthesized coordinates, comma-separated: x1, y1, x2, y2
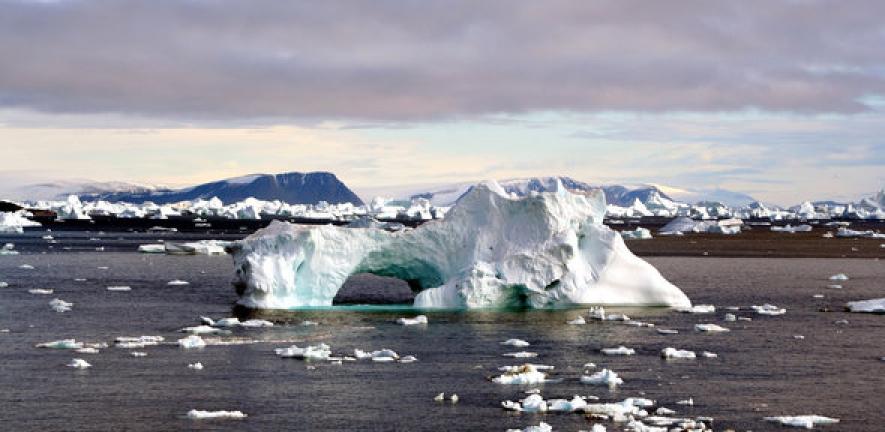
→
(228, 180, 691, 309)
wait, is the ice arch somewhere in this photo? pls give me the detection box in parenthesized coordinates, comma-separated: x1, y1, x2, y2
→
(229, 180, 691, 309)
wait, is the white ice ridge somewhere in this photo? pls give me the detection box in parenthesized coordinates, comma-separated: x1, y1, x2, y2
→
(229, 180, 691, 310)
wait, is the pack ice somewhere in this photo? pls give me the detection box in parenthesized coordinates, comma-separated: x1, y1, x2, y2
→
(229, 180, 691, 309)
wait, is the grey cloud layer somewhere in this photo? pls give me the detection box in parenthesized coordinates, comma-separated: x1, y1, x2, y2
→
(2, 0, 884, 121)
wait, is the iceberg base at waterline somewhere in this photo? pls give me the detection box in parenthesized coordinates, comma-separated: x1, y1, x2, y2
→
(228, 181, 691, 310)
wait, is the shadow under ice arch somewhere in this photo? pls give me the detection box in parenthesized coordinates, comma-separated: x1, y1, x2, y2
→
(229, 180, 692, 310)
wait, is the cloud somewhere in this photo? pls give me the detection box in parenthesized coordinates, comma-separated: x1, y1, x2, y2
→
(1, 0, 885, 123)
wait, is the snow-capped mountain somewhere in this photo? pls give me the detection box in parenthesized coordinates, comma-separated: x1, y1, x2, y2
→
(2, 179, 163, 201)
(84, 172, 364, 206)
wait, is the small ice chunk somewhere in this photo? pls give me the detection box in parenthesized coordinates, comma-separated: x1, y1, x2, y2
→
(813, 294, 825, 299)
(764, 415, 839, 428)
(499, 364, 555, 372)
(180, 325, 230, 335)
(106, 286, 132, 291)
(701, 351, 718, 358)
(827, 284, 842, 289)
(399, 355, 418, 363)
(434, 393, 445, 402)
(656, 407, 676, 415)
(676, 398, 694, 406)
(601, 346, 636, 356)
(276, 343, 332, 361)
(505, 421, 552, 432)
(548, 395, 590, 413)
(845, 298, 885, 313)
(188, 362, 204, 370)
(657, 329, 679, 335)
(503, 351, 538, 358)
(49, 298, 73, 313)
(751, 304, 786, 316)
(28, 288, 53, 295)
(167, 279, 190, 286)
(661, 347, 696, 359)
(589, 306, 607, 320)
(834, 319, 849, 326)
(130, 351, 147, 357)
(568, 316, 586, 325)
(178, 335, 206, 349)
(676, 304, 716, 314)
(695, 323, 730, 333)
(372, 356, 396, 362)
(212, 317, 241, 327)
(240, 319, 274, 327)
(449, 394, 458, 403)
(606, 313, 630, 321)
(300, 320, 319, 326)
(354, 348, 399, 360)
(500, 339, 531, 348)
(186, 410, 247, 420)
(115, 335, 164, 348)
(492, 364, 548, 385)
(396, 315, 428, 325)
(828, 273, 849, 281)
(76, 347, 100, 354)
(581, 369, 623, 387)
(0, 281, 8, 288)
(67, 358, 92, 369)
(724, 313, 736, 322)
(37, 339, 84, 349)
(19, 264, 34, 270)
(794, 335, 805, 340)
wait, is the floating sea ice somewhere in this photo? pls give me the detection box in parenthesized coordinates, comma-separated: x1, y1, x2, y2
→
(833, 319, 849, 326)
(276, 343, 332, 360)
(76, 347, 99, 354)
(186, 410, 247, 420)
(656, 329, 679, 335)
(568, 316, 587, 325)
(212, 317, 240, 327)
(354, 348, 399, 361)
(601, 346, 635, 356)
(813, 294, 825, 299)
(694, 323, 730, 333)
(67, 358, 91, 369)
(106, 286, 132, 291)
(845, 298, 885, 313)
(501, 339, 531, 348)
(492, 364, 549, 385)
(724, 313, 736, 322)
(19, 264, 34, 269)
(771, 224, 812, 233)
(676, 398, 694, 406)
(588, 306, 606, 320)
(827, 284, 842, 289)
(751, 304, 786, 316)
(503, 351, 538, 358)
(505, 421, 552, 432)
(300, 320, 319, 326)
(620, 227, 653, 240)
(167, 279, 190, 286)
(28, 288, 53, 295)
(74, 278, 86, 282)
(178, 335, 207, 349)
(794, 335, 805, 340)
(449, 394, 458, 404)
(399, 355, 418, 363)
(372, 356, 396, 362)
(37, 339, 84, 349)
(433, 393, 445, 402)
(499, 364, 555, 372)
(49, 298, 73, 312)
(180, 325, 230, 335)
(115, 335, 164, 348)
(188, 362, 204, 370)
(828, 273, 849, 281)
(656, 407, 676, 415)
(0, 243, 19, 256)
(586, 424, 607, 432)
(764, 415, 839, 429)
(240, 319, 274, 327)
(0, 281, 8, 288)
(396, 315, 428, 325)
(581, 369, 623, 387)
(606, 313, 630, 321)
(97, 266, 109, 270)
(137, 244, 166, 254)
(701, 351, 718, 358)
(661, 347, 696, 359)
(130, 351, 147, 357)
(504, 393, 548, 413)
(548, 396, 590, 413)
(676, 304, 716, 314)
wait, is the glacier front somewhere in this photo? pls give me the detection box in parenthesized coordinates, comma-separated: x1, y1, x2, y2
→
(228, 181, 691, 309)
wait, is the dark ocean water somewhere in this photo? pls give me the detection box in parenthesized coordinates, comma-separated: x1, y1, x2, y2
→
(0, 231, 883, 431)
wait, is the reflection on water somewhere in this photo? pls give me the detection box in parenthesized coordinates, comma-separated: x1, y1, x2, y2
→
(0, 240, 883, 431)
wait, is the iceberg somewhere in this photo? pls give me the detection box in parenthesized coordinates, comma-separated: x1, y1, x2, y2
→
(228, 181, 690, 309)
(764, 415, 839, 429)
(0, 211, 41, 234)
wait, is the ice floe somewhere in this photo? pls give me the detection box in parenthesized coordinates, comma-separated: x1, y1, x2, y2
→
(620, 227, 652, 240)
(845, 298, 885, 313)
(694, 323, 730, 333)
(752, 304, 787, 316)
(37, 339, 84, 349)
(66, 358, 92, 369)
(835, 227, 885, 239)
(568, 316, 587, 325)
(500, 339, 531, 348)
(0, 211, 41, 234)
(180, 325, 231, 335)
(771, 224, 812, 233)
(276, 343, 332, 360)
(28, 288, 53, 295)
(676, 304, 716, 314)
(106, 285, 132, 292)
(581, 369, 623, 387)
(49, 298, 73, 313)
(178, 335, 207, 349)
(828, 273, 849, 281)
(188, 362, 204, 370)
(661, 347, 696, 359)
(19, 264, 34, 270)
(503, 351, 538, 358)
(229, 180, 691, 309)
(601, 346, 636, 356)
(505, 421, 552, 432)
(167, 279, 190, 286)
(115, 336, 164, 348)
(492, 364, 549, 385)
(396, 315, 428, 325)
(0, 243, 20, 255)
(186, 410, 247, 420)
(763, 415, 839, 428)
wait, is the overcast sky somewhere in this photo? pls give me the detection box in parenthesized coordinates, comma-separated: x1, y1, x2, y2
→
(1, 0, 883, 204)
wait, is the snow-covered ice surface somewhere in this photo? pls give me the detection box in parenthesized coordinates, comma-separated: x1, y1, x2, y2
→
(229, 181, 690, 309)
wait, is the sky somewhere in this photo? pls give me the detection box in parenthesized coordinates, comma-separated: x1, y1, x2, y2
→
(1, 0, 883, 205)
